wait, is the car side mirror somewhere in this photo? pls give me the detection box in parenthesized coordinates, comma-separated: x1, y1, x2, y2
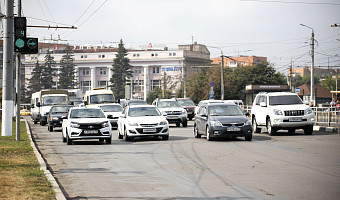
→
(107, 114, 113, 119)
(162, 112, 168, 116)
(120, 114, 126, 118)
(245, 112, 250, 117)
(46, 112, 49, 115)
(260, 102, 267, 107)
(61, 116, 68, 119)
(37, 102, 41, 107)
(201, 113, 207, 117)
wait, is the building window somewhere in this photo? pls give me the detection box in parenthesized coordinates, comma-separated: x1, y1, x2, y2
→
(133, 54, 136, 57)
(151, 54, 154, 57)
(97, 81, 108, 89)
(99, 68, 106, 75)
(134, 67, 142, 74)
(157, 67, 159, 73)
(81, 81, 91, 93)
(137, 54, 140, 57)
(82, 69, 90, 76)
(169, 53, 172, 56)
(173, 53, 176, 56)
(155, 53, 158, 57)
(81, 55, 84, 58)
(151, 80, 161, 90)
(102, 55, 105, 58)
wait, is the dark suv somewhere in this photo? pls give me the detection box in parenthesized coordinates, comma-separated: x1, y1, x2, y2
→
(47, 105, 73, 132)
(173, 98, 196, 120)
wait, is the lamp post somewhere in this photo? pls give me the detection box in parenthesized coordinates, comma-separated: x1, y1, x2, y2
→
(300, 24, 315, 106)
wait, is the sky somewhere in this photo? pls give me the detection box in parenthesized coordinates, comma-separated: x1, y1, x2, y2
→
(4, 0, 340, 75)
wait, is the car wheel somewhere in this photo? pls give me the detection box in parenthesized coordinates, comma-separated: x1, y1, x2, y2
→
(245, 135, 252, 141)
(66, 134, 72, 145)
(106, 136, 112, 144)
(252, 117, 261, 133)
(62, 132, 66, 143)
(162, 135, 169, 140)
(304, 125, 313, 135)
(99, 138, 104, 143)
(118, 129, 123, 139)
(288, 128, 295, 133)
(188, 117, 192, 121)
(194, 124, 201, 138)
(206, 126, 212, 141)
(176, 122, 180, 127)
(124, 128, 131, 141)
(267, 118, 276, 136)
(49, 125, 53, 132)
(182, 120, 187, 127)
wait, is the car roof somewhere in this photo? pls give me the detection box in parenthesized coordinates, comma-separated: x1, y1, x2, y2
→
(200, 100, 224, 103)
(207, 103, 237, 107)
(70, 107, 102, 110)
(158, 99, 176, 102)
(97, 103, 121, 106)
(129, 105, 156, 108)
(51, 105, 73, 107)
(266, 92, 297, 96)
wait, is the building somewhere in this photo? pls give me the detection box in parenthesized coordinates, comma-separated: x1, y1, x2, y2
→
(211, 56, 267, 68)
(22, 42, 211, 100)
(297, 83, 332, 105)
(289, 66, 338, 80)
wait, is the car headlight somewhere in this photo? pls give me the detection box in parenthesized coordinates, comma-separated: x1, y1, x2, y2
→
(70, 122, 80, 128)
(210, 120, 222, 127)
(51, 117, 58, 120)
(245, 120, 252, 126)
(273, 109, 283, 115)
(102, 121, 110, 128)
(181, 109, 187, 114)
(128, 121, 139, 126)
(159, 120, 168, 125)
(305, 108, 313, 115)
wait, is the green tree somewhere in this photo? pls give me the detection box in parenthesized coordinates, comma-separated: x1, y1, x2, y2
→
(186, 68, 210, 104)
(146, 87, 171, 104)
(42, 50, 57, 89)
(110, 39, 133, 99)
(301, 73, 320, 85)
(291, 74, 304, 88)
(58, 45, 77, 89)
(321, 74, 339, 91)
(27, 60, 43, 96)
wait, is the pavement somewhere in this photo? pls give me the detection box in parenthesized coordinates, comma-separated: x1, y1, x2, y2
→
(25, 119, 338, 200)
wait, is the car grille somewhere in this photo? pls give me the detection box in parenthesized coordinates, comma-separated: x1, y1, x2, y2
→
(78, 123, 102, 129)
(165, 111, 181, 115)
(135, 127, 163, 134)
(140, 123, 158, 127)
(284, 110, 304, 116)
(222, 123, 244, 127)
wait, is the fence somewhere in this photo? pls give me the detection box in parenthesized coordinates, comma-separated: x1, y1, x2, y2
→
(242, 105, 340, 127)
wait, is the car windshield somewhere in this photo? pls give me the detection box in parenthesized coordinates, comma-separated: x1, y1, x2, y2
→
(209, 105, 243, 116)
(177, 99, 195, 106)
(129, 101, 147, 106)
(90, 94, 115, 104)
(158, 101, 181, 108)
(70, 109, 106, 118)
(50, 106, 71, 113)
(269, 95, 303, 105)
(128, 107, 161, 117)
(43, 96, 68, 106)
(99, 105, 123, 112)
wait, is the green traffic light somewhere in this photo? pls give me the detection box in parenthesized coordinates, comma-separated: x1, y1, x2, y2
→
(15, 38, 25, 48)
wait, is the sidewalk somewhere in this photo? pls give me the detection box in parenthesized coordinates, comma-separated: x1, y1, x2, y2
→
(314, 125, 339, 133)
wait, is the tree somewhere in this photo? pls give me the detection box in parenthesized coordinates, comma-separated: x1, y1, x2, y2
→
(110, 39, 133, 99)
(146, 87, 171, 104)
(301, 73, 320, 86)
(27, 60, 44, 96)
(42, 50, 57, 89)
(186, 68, 210, 104)
(58, 45, 77, 89)
(291, 74, 304, 88)
(321, 74, 339, 91)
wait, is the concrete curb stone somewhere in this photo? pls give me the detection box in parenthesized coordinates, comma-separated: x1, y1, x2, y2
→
(313, 125, 339, 133)
(25, 120, 66, 200)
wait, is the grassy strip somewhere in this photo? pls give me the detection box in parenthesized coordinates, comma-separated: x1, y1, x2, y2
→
(0, 121, 56, 200)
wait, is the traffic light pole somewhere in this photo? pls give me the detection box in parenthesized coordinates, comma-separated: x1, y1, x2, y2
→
(2, 0, 14, 136)
(16, 0, 22, 141)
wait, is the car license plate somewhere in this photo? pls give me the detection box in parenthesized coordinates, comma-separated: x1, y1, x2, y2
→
(143, 128, 156, 133)
(84, 130, 98, 134)
(227, 127, 241, 131)
(289, 117, 302, 122)
(187, 111, 193, 114)
(167, 116, 178, 119)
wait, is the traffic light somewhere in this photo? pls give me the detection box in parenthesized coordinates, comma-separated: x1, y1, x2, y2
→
(14, 17, 26, 53)
(14, 17, 38, 54)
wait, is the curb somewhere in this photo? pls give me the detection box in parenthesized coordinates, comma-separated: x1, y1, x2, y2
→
(25, 120, 67, 200)
(313, 125, 339, 133)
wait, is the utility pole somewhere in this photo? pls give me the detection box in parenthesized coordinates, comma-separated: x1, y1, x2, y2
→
(221, 55, 224, 100)
(2, 0, 14, 136)
(289, 58, 292, 91)
(300, 24, 315, 106)
(16, 0, 22, 141)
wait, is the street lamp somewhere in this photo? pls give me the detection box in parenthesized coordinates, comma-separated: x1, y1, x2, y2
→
(300, 24, 315, 106)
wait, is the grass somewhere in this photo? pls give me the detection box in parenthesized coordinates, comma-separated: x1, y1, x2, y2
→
(0, 121, 56, 200)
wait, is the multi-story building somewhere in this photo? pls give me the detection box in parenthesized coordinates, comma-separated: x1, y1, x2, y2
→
(289, 66, 338, 80)
(211, 56, 267, 68)
(23, 42, 211, 100)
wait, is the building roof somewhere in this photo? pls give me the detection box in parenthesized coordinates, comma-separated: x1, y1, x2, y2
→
(298, 83, 331, 98)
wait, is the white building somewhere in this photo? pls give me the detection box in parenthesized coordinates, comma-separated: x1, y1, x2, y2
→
(23, 42, 211, 100)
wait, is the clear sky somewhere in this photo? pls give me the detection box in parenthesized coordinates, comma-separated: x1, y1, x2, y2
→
(10, 0, 340, 74)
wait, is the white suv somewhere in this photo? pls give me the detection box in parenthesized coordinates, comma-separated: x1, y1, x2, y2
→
(152, 99, 188, 127)
(251, 92, 314, 135)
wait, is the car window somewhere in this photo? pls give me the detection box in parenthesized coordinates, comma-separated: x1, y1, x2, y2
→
(51, 106, 71, 113)
(269, 95, 303, 105)
(128, 107, 161, 117)
(70, 109, 105, 118)
(158, 101, 181, 108)
(209, 105, 243, 116)
(177, 99, 195, 106)
(99, 105, 123, 112)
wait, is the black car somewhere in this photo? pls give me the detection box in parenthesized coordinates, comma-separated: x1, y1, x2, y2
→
(47, 105, 73, 132)
(194, 103, 252, 141)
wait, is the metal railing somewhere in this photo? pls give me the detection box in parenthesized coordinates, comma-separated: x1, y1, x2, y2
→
(242, 105, 340, 127)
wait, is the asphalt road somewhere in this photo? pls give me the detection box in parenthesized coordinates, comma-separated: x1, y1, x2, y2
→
(26, 116, 340, 200)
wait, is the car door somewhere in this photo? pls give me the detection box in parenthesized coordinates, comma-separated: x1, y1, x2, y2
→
(256, 95, 268, 125)
(118, 107, 127, 134)
(198, 106, 208, 133)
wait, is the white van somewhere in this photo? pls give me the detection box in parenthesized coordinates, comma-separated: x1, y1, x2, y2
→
(223, 100, 244, 108)
(84, 88, 115, 106)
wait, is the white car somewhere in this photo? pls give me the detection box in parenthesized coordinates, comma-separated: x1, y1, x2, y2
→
(91, 103, 123, 128)
(152, 99, 188, 127)
(251, 92, 314, 135)
(62, 107, 112, 145)
(117, 105, 169, 141)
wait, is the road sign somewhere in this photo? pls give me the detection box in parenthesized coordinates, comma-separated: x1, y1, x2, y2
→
(209, 87, 214, 100)
(295, 87, 300, 94)
(210, 82, 214, 87)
